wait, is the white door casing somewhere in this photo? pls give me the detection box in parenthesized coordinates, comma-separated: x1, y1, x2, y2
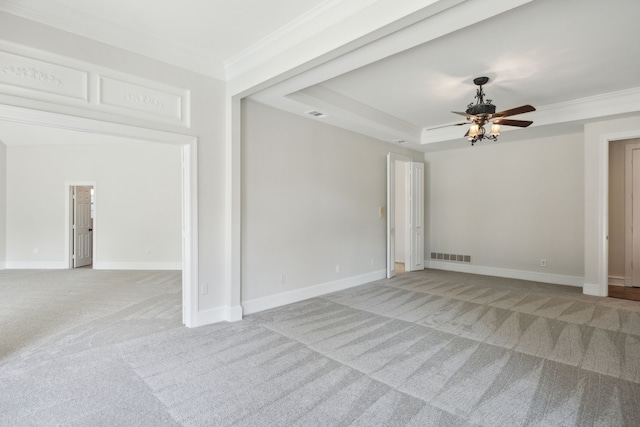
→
(73, 185, 92, 268)
(408, 161, 425, 271)
(387, 154, 396, 278)
(0, 104, 199, 327)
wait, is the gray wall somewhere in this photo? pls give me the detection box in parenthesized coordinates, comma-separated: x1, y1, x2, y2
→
(241, 100, 423, 303)
(6, 141, 181, 268)
(425, 133, 585, 279)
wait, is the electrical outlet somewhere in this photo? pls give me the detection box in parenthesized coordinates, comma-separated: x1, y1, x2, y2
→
(336, 264, 341, 273)
(199, 283, 208, 295)
(370, 257, 375, 266)
(540, 259, 547, 267)
(280, 274, 286, 284)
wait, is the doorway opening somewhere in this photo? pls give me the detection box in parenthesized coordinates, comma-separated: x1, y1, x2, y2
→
(68, 184, 95, 269)
(386, 153, 425, 278)
(0, 104, 199, 326)
(608, 138, 640, 301)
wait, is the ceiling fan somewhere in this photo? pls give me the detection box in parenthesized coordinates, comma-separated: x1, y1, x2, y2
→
(429, 77, 535, 145)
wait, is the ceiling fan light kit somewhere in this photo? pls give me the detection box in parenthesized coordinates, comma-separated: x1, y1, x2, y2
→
(432, 76, 535, 146)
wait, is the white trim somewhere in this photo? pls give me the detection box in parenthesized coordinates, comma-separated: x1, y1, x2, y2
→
(225, 96, 242, 321)
(196, 306, 229, 325)
(426, 260, 584, 287)
(227, 0, 531, 94)
(588, 127, 640, 299)
(0, 262, 6, 269)
(196, 304, 243, 326)
(242, 269, 386, 315)
(182, 142, 199, 327)
(6, 262, 67, 269)
(224, 0, 374, 78)
(0, 103, 199, 327)
(92, 262, 182, 270)
(584, 282, 606, 297)
(225, 305, 244, 322)
(0, 104, 194, 145)
(387, 153, 413, 278)
(597, 134, 610, 296)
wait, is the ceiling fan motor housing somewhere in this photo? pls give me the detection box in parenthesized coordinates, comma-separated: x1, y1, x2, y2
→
(466, 103, 496, 116)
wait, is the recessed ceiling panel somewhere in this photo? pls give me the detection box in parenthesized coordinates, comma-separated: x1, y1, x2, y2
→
(318, 0, 640, 129)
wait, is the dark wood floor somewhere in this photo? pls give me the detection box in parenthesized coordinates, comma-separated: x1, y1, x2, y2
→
(608, 285, 640, 301)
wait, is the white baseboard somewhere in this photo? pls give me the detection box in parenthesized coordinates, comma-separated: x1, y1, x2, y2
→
(242, 269, 386, 315)
(194, 304, 244, 327)
(93, 261, 181, 270)
(425, 260, 584, 287)
(195, 306, 228, 326)
(5, 261, 67, 269)
(0, 262, 6, 269)
(226, 305, 243, 322)
(583, 282, 607, 297)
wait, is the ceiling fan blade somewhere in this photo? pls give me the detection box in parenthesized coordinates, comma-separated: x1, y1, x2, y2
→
(451, 111, 471, 117)
(492, 118, 533, 127)
(492, 105, 536, 118)
(426, 121, 469, 130)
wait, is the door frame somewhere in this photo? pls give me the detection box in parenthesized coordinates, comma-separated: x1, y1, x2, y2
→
(66, 182, 97, 269)
(387, 153, 418, 278)
(0, 103, 199, 327)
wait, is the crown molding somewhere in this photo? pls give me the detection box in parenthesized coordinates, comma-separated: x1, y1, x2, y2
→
(0, 0, 224, 79)
(224, 0, 380, 79)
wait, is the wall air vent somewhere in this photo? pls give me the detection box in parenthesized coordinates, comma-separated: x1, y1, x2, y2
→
(430, 252, 471, 263)
(306, 110, 328, 118)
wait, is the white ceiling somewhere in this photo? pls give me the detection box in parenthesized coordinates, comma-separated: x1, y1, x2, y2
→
(0, 0, 325, 78)
(1, 0, 640, 151)
(321, 0, 640, 128)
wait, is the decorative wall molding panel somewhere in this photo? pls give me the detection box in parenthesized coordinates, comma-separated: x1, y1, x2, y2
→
(98, 76, 188, 126)
(0, 50, 88, 102)
(0, 42, 191, 128)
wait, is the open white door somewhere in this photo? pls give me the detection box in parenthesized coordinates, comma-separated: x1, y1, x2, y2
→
(73, 186, 92, 268)
(387, 154, 425, 276)
(387, 154, 396, 278)
(407, 162, 425, 271)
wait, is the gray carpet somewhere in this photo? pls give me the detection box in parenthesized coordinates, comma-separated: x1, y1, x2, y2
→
(1, 269, 640, 426)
